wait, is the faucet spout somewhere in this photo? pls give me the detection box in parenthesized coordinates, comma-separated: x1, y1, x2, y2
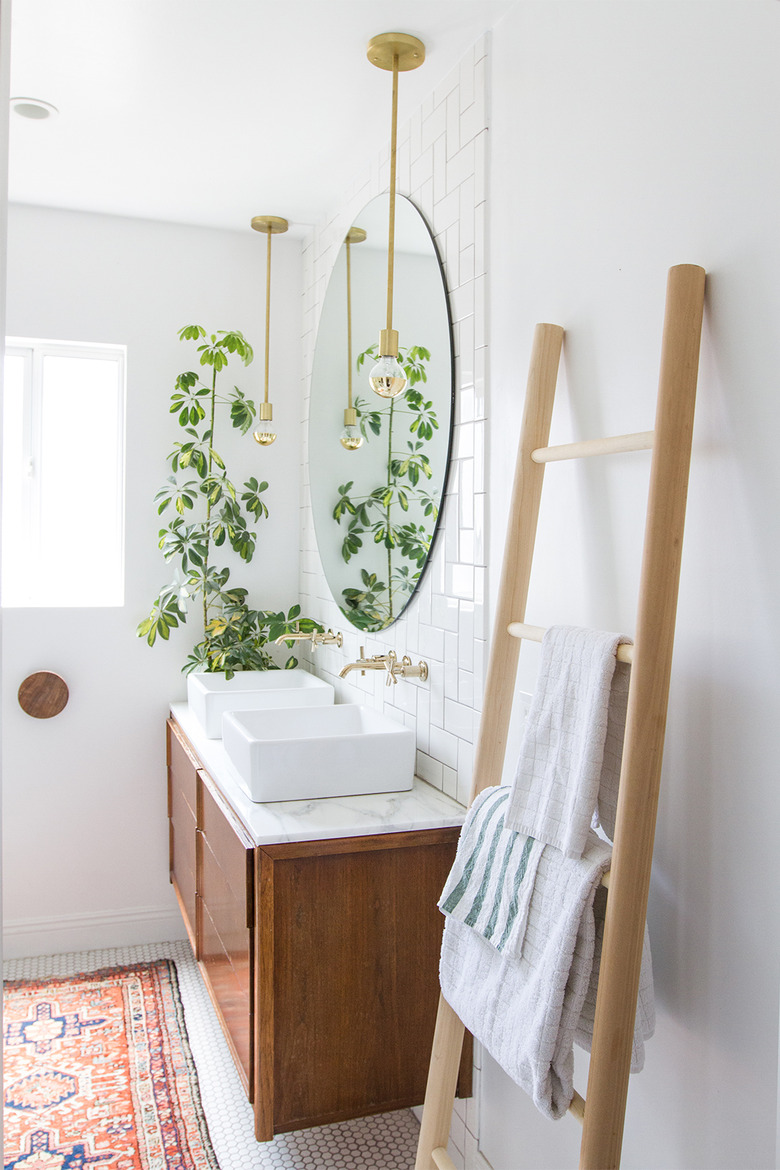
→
(338, 646, 390, 679)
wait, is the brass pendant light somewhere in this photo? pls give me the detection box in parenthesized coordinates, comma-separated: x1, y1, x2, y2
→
(366, 32, 425, 399)
(251, 214, 288, 445)
(340, 226, 367, 450)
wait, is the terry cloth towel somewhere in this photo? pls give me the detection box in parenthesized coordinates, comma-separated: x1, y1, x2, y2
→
(439, 786, 654, 1120)
(505, 625, 632, 859)
(439, 786, 545, 957)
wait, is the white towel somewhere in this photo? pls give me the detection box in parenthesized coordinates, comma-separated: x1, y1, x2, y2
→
(575, 886, 656, 1062)
(439, 786, 654, 1120)
(505, 625, 632, 858)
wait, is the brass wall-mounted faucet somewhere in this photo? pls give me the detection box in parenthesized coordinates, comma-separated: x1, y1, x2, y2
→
(274, 627, 343, 650)
(339, 647, 429, 686)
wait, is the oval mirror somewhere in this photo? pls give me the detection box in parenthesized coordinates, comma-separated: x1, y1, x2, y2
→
(309, 194, 454, 632)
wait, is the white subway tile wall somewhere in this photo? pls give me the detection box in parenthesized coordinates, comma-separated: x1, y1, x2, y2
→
(298, 37, 489, 822)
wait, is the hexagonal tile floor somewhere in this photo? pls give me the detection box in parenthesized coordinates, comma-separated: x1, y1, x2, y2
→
(4, 938, 420, 1169)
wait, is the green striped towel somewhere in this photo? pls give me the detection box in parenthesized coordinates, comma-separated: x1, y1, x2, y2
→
(439, 785, 544, 958)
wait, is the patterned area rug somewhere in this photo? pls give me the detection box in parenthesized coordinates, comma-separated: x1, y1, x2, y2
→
(3, 959, 219, 1169)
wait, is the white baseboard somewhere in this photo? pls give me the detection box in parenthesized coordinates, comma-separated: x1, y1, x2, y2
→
(2, 905, 187, 960)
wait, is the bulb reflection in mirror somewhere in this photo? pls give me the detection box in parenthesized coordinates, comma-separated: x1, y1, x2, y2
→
(253, 430, 277, 446)
(340, 424, 363, 451)
(369, 354, 407, 398)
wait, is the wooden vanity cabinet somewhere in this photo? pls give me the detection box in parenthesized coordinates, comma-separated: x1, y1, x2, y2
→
(166, 715, 472, 1141)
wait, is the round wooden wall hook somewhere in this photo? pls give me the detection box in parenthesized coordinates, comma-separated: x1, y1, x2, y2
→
(18, 671, 69, 719)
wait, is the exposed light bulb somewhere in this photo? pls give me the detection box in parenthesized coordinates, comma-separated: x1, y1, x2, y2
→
(340, 424, 364, 451)
(369, 354, 407, 399)
(254, 401, 275, 446)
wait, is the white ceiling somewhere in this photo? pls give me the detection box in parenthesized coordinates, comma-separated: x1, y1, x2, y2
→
(8, 0, 515, 234)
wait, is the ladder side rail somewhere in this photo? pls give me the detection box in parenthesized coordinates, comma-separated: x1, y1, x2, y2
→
(414, 997, 467, 1170)
(470, 322, 564, 803)
(415, 321, 564, 1170)
(580, 264, 706, 1170)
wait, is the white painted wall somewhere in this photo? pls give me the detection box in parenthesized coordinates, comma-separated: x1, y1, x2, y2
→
(2, 205, 303, 956)
(484, 5, 780, 1170)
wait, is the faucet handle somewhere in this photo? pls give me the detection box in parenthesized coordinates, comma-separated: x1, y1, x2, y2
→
(311, 628, 343, 650)
(384, 650, 398, 685)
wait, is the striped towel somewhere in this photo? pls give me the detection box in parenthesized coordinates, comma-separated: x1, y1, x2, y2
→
(439, 786, 544, 958)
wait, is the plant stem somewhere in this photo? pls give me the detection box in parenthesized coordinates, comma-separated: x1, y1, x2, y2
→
(203, 364, 217, 639)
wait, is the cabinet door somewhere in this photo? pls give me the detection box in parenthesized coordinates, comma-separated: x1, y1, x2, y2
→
(262, 829, 470, 1134)
(199, 770, 255, 1097)
(166, 719, 198, 949)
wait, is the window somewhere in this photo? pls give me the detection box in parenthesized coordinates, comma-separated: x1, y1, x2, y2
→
(2, 338, 126, 607)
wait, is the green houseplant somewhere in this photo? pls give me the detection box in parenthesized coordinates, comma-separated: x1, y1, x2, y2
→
(138, 325, 320, 675)
(332, 344, 441, 631)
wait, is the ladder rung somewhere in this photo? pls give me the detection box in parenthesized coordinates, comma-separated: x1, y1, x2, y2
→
(531, 430, 654, 463)
(507, 622, 634, 664)
(569, 1090, 587, 1124)
(432, 1148, 458, 1170)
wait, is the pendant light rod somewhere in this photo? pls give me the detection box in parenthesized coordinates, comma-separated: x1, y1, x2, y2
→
(342, 227, 367, 448)
(347, 232, 354, 410)
(264, 227, 272, 404)
(250, 214, 288, 445)
(367, 32, 424, 399)
(367, 32, 425, 362)
(345, 228, 368, 409)
(386, 52, 399, 337)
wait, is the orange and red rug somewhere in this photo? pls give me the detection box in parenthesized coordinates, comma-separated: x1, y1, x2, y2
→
(3, 959, 219, 1169)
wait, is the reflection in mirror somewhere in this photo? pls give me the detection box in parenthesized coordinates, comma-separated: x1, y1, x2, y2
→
(309, 195, 454, 632)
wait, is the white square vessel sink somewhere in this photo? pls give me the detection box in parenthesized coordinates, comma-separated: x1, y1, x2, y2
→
(187, 668, 335, 738)
(222, 704, 416, 803)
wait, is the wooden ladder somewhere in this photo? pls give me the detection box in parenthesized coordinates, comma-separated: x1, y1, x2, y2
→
(415, 264, 706, 1170)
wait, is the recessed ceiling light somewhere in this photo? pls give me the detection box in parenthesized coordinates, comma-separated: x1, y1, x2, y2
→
(10, 97, 58, 121)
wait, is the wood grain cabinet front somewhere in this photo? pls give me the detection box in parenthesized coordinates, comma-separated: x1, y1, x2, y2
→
(198, 771, 255, 1098)
(166, 715, 471, 1143)
(166, 719, 199, 949)
(255, 833, 472, 1140)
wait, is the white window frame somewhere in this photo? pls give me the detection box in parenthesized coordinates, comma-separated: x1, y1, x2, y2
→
(2, 336, 127, 608)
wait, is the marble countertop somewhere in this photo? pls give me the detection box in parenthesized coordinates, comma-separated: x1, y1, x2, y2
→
(170, 702, 466, 847)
